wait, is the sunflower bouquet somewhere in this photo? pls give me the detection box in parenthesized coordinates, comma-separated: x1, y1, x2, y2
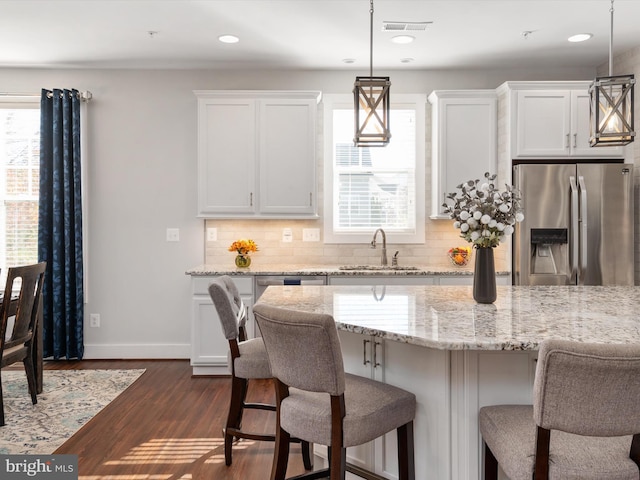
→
(228, 239, 259, 256)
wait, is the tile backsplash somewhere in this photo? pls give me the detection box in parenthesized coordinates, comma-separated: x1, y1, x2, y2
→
(204, 218, 511, 271)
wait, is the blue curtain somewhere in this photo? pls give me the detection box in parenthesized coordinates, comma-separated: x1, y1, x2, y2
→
(38, 88, 84, 360)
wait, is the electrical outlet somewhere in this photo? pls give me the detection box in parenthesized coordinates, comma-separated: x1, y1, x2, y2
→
(207, 227, 217, 242)
(166, 228, 180, 242)
(90, 314, 101, 328)
(302, 228, 320, 242)
(282, 228, 293, 243)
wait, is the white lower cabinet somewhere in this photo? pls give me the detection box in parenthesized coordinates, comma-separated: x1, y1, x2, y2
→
(316, 331, 449, 480)
(190, 275, 254, 375)
(450, 350, 537, 480)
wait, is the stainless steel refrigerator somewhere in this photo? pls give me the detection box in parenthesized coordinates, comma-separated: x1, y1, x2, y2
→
(512, 163, 634, 286)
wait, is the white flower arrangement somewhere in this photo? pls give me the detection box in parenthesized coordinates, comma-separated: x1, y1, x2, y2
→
(443, 172, 524, 248)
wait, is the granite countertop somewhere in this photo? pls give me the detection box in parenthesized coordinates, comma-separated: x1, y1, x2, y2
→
(254, 285, 640, 351)
(185, 264, 509, 277)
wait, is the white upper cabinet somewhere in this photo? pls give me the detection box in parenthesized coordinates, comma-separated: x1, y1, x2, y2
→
(258, 98, 317, 216)
(506, 82, 624, 159)
(195, 90, 321, 218)
(197, 97, 257, 215)
(428, 90, 498, 218)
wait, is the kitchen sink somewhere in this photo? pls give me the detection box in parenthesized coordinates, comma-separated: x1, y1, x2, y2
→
(338, 265, 419, 271)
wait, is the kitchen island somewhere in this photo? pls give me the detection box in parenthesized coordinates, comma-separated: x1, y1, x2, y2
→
(185, 265, 511, 377)
(255, 285, 640, 480)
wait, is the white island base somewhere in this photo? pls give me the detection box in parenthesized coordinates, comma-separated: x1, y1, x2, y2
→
(255, 285, 640, 480)
(317, 336, 533, 480)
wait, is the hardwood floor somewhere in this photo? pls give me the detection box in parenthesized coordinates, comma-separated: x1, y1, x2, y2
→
(45, 359, 311, 479)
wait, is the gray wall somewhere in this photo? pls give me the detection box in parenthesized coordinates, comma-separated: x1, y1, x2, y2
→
(0, 65, 596, 358)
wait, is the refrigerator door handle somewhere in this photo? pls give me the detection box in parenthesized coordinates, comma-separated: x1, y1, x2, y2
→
(578, 175, 588, 283)
(569, 176, 579, 283)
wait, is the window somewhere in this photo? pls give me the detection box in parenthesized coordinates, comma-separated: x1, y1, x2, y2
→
(323, 94, 425, 243)
(0, 100, 40, 282)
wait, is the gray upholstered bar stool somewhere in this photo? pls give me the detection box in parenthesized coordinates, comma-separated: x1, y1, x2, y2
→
(479, 339, 640, 480)
(208, 276, 312, 469)
(253, 303, 416, 480)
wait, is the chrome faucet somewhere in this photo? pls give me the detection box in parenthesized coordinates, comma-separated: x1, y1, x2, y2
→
(370, 228, 388, 266)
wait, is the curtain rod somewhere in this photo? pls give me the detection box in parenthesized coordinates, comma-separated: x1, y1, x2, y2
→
(0, 92, 39, 97)
(0, 90, 93, 102)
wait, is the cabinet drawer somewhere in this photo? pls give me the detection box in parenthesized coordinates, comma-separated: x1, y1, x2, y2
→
(192, 276, 253, 295)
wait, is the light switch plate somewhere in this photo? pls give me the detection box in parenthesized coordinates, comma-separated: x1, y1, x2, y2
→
(282, 228, 293, 243)
(207, 227, 217, 242)
(166, 228, 180, 242)
(302, 228, 320, 242)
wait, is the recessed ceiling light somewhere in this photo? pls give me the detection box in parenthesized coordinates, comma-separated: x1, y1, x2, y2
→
(392, 35, 415, 44)
(568, 33, 593, 43)
(218, 34, 239, 44)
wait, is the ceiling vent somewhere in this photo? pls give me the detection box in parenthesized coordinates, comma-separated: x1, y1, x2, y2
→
(382, 21, 432, 32)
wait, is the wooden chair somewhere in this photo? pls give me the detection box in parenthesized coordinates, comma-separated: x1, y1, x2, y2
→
(480, 339, 640, 480)
(208, 276, 312, 469)
(253, 302, 416, 480)
(0, 262, 46, 426)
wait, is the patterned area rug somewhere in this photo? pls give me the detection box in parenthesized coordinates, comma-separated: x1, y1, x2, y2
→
(0, 369, 145, 454)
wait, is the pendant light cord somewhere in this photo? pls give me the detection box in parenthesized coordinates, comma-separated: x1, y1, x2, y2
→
(609, 0, 614, 76)
(369, 0, 374, 78)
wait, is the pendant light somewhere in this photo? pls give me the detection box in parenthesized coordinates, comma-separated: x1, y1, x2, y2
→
(353, 0, 391, 147)
(589, 0, 635, 146)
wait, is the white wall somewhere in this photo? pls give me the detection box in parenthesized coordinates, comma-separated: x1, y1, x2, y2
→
(0, 65, 598, 358)
(603, 46, 640, 284)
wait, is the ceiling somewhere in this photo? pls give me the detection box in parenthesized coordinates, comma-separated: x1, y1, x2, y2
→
(1, 0, 640, 71)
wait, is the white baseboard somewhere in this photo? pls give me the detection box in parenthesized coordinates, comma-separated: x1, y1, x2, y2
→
(82, 343, 190, 359)
(191, 365, 231, 376)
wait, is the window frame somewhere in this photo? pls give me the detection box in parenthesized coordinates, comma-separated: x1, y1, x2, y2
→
(322, 93, 426, 244)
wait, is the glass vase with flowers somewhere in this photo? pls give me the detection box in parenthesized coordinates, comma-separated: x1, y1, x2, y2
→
(229, 239, 259, 268)
(443, 172, 524, 303)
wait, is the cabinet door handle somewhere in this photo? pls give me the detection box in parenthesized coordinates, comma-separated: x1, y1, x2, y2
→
(363, 339, 371, 365)
(309, 192, 313, 207)
(573, 133, 577, 148)
(250, 192, 253, 206)
(565, 133, 570, 148)
(373, 341, 381, 368)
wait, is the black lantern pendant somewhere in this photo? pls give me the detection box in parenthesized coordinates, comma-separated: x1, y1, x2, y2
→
(589, 0, 635, 147)
(353, 0, 391, 147)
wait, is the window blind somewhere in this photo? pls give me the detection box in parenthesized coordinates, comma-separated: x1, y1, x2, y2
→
(332, 108, 416, 233)
(0, 107, 40, 281)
